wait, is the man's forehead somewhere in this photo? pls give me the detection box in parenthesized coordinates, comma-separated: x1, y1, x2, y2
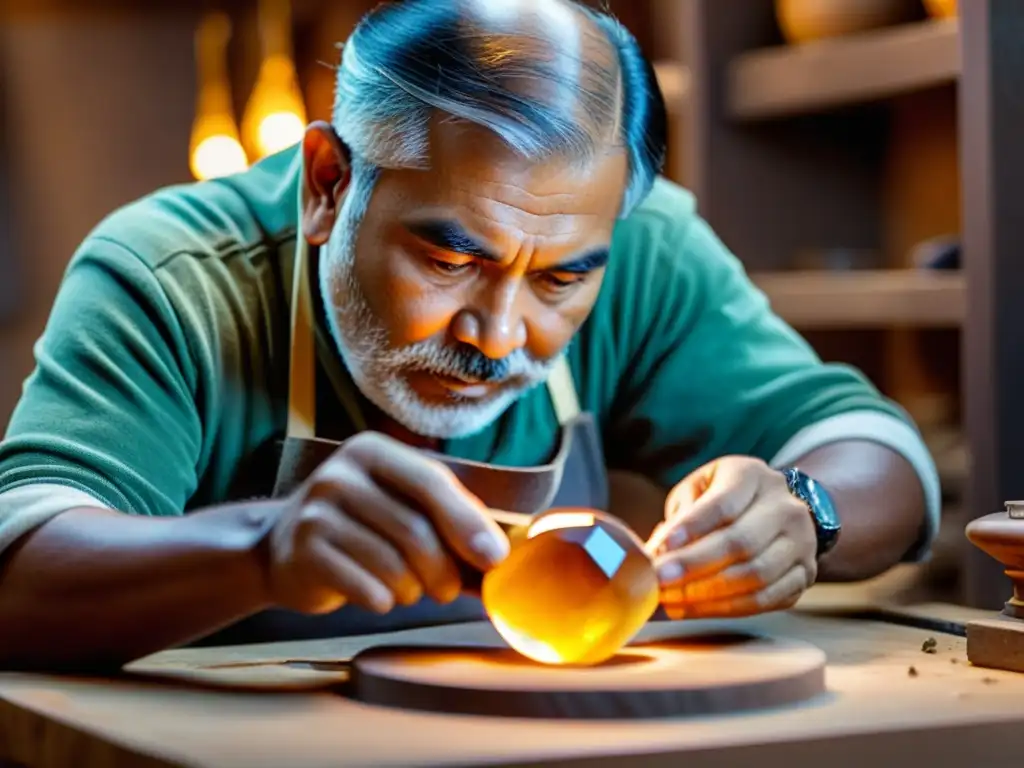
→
(387, 120, 628, 222)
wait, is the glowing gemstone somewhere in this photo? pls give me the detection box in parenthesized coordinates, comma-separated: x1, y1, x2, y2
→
(481, 508, 660, 666)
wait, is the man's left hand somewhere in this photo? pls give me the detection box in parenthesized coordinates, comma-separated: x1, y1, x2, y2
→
(646, 456, 818, 620)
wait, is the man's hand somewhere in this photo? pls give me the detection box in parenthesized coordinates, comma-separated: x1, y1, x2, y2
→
(646, 456, 817, 619)
(266, 432, 510, 615)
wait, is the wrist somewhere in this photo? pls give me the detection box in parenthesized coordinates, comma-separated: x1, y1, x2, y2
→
(178, 498, 281, 612)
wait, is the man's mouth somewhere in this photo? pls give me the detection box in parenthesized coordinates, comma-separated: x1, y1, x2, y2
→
(431, 373, 500, 399)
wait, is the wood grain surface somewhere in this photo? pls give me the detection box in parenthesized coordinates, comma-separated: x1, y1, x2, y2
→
(1, 608, 1024, 767)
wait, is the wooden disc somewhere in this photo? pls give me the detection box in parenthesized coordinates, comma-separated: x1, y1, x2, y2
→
(350, 631, 827, 719)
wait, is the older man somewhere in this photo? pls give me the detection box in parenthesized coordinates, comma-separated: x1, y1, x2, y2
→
(0, 0, 937, 670)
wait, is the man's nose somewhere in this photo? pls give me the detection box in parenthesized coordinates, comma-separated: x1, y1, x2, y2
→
(451, 279, 528, 360)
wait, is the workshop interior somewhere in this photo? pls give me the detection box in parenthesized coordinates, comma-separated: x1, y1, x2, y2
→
(3, 0, 1024, 764)
(2, 0, 987, 606)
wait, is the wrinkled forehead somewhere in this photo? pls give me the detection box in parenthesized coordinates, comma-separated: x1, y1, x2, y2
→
(371, 121, 628, 243)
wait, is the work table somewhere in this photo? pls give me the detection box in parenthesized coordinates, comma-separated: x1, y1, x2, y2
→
(0, 590, 1021, 768)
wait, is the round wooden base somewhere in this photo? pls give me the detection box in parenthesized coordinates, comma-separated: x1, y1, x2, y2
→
(350, 632, 827, 720)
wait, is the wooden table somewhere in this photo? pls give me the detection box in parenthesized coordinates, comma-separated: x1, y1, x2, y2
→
(0, 599, 1021, 768)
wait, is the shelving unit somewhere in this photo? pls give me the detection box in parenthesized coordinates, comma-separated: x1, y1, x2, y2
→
(728, 18, 959, 121)
(751, 269, 964, 329)
(653, 60, 690, 117)
(669, 0, 1024, 609)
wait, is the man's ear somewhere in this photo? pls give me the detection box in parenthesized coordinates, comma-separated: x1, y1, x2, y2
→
(301, 121, 352, 246)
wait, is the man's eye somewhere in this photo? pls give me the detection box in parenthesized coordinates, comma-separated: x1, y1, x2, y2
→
(429, 258, 473, 275)
(538, 272, 585, 289)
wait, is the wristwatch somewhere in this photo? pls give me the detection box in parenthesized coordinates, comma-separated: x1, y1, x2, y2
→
(781, 467, 841, 558)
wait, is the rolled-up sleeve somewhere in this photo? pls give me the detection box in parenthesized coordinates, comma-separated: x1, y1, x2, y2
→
(0, 238, 203, 556)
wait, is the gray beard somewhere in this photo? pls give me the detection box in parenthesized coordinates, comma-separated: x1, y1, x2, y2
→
(317, 197, 555, 440)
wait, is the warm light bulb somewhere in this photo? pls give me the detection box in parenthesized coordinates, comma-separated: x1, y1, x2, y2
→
(188, 13, 248, 181)
(255, 108, 306, 157)
(190, 134, 249, 181)
(243, 54, 307, 159)
(481, 508, 660, 666)
(242, 0, 308, 161)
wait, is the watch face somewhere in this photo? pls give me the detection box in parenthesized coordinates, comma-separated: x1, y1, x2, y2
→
(787, 469, 841, 556)
(805, 476, 841, 532)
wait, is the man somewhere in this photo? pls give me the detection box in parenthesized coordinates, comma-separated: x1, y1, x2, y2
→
(0, 0, 938, 671)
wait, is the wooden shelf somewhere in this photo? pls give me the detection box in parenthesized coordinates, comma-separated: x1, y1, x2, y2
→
(727, 19, 960, 121)
(653, 60, 690, 117)
(750, 269, 964, 329)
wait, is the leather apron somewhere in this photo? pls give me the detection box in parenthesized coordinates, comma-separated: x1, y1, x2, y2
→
(194, 203, 612, 645)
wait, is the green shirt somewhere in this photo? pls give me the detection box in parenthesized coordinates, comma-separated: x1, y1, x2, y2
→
(0, 147, 916, 524)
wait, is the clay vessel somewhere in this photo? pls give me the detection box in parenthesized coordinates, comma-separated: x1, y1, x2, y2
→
(775, 0, 919, 44)
(924, 0, 957, 19)
(965, 502, 1024, 617)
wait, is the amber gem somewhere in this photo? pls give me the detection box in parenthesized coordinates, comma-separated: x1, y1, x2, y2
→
(481, 508, 660, 666)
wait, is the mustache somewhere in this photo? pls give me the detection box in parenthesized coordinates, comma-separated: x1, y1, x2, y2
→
(383, 340, 552, 384)
(447, 344, 513, 382)
(427, 343, 518, 382)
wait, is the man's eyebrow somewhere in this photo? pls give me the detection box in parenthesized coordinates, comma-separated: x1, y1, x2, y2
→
(405, 220, 498, 261)
(547, 248, 611, 274)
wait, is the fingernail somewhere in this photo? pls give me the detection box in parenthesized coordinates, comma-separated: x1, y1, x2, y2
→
(438, 581, 461, 605)
(401, 580, 423, 606)
(471, 530, 510, 566)
(668, 527, 688, 549)
(658, 561, 684, 585)
(370, 592, 395, 615)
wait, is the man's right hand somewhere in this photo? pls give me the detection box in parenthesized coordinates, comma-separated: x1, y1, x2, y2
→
(265, 432, 511, 615)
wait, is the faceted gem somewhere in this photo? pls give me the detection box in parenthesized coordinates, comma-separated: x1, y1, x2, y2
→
(481, 508, 660, 666)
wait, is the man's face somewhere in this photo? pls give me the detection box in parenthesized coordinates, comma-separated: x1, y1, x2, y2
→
(308, 122, 628, 439)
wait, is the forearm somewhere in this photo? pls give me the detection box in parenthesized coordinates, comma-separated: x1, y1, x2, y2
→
(793, 439, 927, 582)
(0, 501, 277, 672)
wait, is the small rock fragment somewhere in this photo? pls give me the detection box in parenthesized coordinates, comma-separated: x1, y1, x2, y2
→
(908, 666, 919, 677)
(922, 637, 938, 654)
(982, 677, 998, 685)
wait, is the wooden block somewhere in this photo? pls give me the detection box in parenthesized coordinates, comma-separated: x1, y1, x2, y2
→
(966, 615, 1024, 673)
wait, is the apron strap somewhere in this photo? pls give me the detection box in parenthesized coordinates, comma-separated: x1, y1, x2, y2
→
(286, 182, 581, 436)
(546, 355, 581, 426)
(286, 191, 317, 440)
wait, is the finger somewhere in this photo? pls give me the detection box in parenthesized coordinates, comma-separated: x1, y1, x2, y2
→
(344, 433, 510, 571)
(649, 460, 761, 553)
(304, 526, 395, 614)
(663, 563, 812, 620)
(309, 461, 462, 604)
(661, 534, 803, 605)
(311, 505, 425, 607)
(654, 497, 780, 587)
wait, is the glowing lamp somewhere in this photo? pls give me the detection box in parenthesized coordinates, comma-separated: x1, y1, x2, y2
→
(189, 13, 248, 181)
(241, 0, 307, 160)
(481, 508, 660, 666)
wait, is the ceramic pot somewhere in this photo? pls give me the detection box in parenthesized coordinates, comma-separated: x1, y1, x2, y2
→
(966, 502, 1024, 618)
(775, 0, 919, 44)
(923, 0, 957, 19)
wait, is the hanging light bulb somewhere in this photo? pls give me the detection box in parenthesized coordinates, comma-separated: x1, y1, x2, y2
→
(189, 12, 249, 181)
(241, 0, 308, 161)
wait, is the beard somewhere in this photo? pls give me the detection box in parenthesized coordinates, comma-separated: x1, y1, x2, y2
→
(317, 189, 556, 440)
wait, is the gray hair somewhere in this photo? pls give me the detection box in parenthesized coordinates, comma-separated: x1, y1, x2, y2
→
(331, 0, 667, 217)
